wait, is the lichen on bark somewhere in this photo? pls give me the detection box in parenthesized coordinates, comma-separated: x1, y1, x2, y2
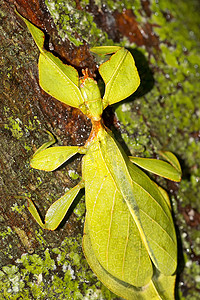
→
(1, 0, 200, 299)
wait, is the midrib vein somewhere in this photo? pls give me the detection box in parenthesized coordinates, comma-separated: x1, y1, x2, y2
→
(106, 51, 127, 95)
(106, 189, 116, 269)
(122, 213, 130, 279)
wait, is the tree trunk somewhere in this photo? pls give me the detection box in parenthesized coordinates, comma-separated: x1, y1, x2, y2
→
(1, 0, 199, 299)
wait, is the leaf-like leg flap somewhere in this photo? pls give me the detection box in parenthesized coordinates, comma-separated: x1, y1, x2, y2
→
(16, 11, 45, 52)
(27, 198, 45, 228)
(27, 181, 84, 230)
(83, 218, 176, 300)
(83, 138, 153, 287)
(45, 181, 84, 230)
(129, 156, 181, 182)
(17, 12, 85, 110)
(33, 131, 56, 156)
(38, 53, 85, 109)
(99, 48, 140, 107)
(30, 146, 81, 171)
(90, 46, 122, 55)
(158, 151, 182, 175)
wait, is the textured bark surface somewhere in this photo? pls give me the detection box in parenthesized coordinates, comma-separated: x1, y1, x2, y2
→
(0, 0, 200, 299)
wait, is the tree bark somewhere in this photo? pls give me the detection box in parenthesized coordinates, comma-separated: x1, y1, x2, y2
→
(1, 0, 200, 299)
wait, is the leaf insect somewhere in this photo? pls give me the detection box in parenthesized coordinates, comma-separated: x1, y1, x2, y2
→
(18, 12, 181, 300)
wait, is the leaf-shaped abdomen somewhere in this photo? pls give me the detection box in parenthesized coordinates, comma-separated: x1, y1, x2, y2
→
(83, 140, 153, 287)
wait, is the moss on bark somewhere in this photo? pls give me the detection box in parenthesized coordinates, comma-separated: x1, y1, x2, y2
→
(1, 0, 199, 299)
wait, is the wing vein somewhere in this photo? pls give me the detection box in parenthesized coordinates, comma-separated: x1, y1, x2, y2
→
(141, 210, 176, 244)
(147, 235, 176, 264)
(132, 180, 172, 224)
(42, 53, 84, 106)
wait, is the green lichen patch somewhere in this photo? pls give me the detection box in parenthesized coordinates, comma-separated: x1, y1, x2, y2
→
(45, 0, 114, 47)
(91, 0, 141, 13)
(4, 117, 23, 139)
(0, 235, 117, 299)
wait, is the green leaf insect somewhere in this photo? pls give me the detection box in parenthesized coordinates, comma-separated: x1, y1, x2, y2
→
(18, 13, 182, 300)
